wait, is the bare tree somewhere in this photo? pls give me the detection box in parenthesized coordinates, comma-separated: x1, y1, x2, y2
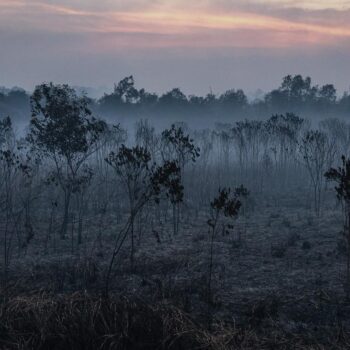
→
(105, 145, 153, 267)
(0, 117, 30, 285)
(206, 186, 247, 328)
(299, 130, 332, 216)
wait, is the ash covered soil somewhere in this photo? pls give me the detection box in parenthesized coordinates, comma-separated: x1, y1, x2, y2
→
(4, 190, 350, 348)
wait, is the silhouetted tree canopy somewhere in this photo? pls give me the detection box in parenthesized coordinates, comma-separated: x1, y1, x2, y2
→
(1, 75, 349, 123)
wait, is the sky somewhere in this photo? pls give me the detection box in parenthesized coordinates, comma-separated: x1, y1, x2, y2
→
(0, 0, 350, 96)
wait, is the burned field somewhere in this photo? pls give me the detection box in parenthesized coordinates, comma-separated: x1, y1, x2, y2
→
(3, 192, 350, 349)
(1, 83, 350, 349)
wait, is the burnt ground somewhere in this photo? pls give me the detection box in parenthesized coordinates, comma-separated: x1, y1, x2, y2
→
(3, 190, 350, 348)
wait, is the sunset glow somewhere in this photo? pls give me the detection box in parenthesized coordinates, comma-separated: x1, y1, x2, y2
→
(1, 0, 350, 47)
(1, 0, 349, 92)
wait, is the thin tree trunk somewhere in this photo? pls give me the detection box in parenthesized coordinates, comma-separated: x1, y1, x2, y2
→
(130, 218, 134, 268)
(347, 210, 350, 299)
(60, 190, 71, 239)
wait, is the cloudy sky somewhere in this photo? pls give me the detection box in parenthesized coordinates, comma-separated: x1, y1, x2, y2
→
(1, 0, 349, 95)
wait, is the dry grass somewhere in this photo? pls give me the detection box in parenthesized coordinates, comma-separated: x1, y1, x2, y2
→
(0, 292, 226, 350)
(1, 292, 350, 349)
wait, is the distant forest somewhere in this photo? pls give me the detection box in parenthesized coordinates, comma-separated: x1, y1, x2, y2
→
(1, 75, 350, 123)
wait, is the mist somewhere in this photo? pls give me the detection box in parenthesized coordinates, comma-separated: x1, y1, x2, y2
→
(2, 1, 350, 349)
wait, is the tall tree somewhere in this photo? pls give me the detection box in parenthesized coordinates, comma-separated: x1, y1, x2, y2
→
(28, 83, 106, 239)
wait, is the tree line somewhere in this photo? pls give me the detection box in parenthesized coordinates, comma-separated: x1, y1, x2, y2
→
(1, 75, 350, 123)
(2, 82, 350, 300)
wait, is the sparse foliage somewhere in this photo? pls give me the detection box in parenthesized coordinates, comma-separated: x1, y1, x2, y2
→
(28, 83, 106, 239)
(325, 155, 350, 298)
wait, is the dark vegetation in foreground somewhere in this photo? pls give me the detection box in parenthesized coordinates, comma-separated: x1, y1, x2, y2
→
(2, 80, 350, 348)
(1, 292, 350, 349)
